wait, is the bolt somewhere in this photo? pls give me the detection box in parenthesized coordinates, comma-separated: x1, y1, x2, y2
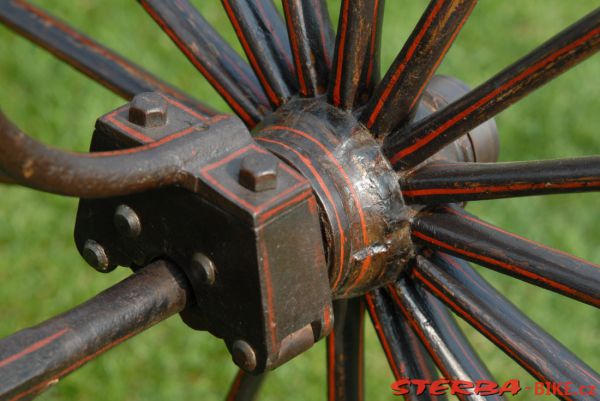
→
(114, 204, 142, 238)
(238, 153, 279, 192)
(128, 92, 168, 127)
(231, 340, 257, 372)
(190, 253, 216, 285)
(82, 240, 115, 273)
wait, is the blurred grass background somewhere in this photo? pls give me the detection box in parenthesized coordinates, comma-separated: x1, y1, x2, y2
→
(0, 1, 598, 400)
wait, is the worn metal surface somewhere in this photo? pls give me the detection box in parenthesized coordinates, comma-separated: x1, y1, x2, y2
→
(257, 97, 412, 297)
(0, 260, 190, 401)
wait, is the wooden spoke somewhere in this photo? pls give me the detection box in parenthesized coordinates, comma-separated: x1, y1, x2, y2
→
(327, 299, 364, 401)
(225, 370, 265, 401)
(365, 290, 446, 401)
(0, 0, 214, 116)
(401, 156, 600, 204)
(222, 0, 295, 107)
(412, 205, 600, 307)
(139, 0, 269, 127)
(355, 0, 385, 106)
(361, 0, 477, 136)
(389, 279, 503, 401)
(328, 0, 380, 109)
(282, 0, 335, 97)
(413, 253, 600, 400)
(384, 8, 600, 169)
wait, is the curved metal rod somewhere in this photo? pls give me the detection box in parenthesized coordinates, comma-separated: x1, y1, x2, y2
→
(0, 0, 215, 116)
(401, 156, 600, 204)
(0, 260, 191, 401)
(0, 110, 231, 198)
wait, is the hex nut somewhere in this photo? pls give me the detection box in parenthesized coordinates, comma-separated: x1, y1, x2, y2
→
(114, 204, 142, 238)
(238, 153, 279, 192)
(82, 240, 115, 273)
(231, 340, 257, 372)
(128, 92, 168, 128)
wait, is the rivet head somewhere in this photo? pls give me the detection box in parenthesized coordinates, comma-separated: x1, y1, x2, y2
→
(231, 340, 257, 372)
(82, 240, 115, 273)
(114, 204, 142, 238)
(128, 92, 168, 127)
(190, 253, 216, 285)
(238, 153, 279, 192)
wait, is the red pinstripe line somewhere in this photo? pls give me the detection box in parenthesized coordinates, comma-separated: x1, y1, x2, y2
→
(258, 236, 277, 348)
(264, 126, 372, 292)
(332, 0, 350, 106)
(366, 0, 446, 128)
(0, 328, 70, 368)
(223, 0, 280, 106)
(327, 333, 336, 401)
(411, 269, 577, 401)
(257, 137, 347, 290)
(390, 26, 600, 165)
(140, 1, 257, 126)
(283, 0, 308, 95)
(444, 206, 600, 268)
(364, 0, 381, 87)
(364, 294, 402, 379)
(412, 230, 598, 306)
(226, 370, 244, 401)
(404, 179, 600, 198)
(10, 331, 137, 401)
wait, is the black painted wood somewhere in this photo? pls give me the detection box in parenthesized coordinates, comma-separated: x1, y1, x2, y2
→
(413, 253, 600, 401)
(282, 0, 335, 97)
(222, 0, 295, 107)
(384, 8, 600, 169)
(401, 156, 600, 203)
(0, 0, 215, 116)
(139, 0, 270, 127)
(412, 205, 600, 307)
(361, 0, 477, 136)
(225, 370, 265, 401)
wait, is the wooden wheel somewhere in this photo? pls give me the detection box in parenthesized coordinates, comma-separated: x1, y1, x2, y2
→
(0, 1, 598, 400)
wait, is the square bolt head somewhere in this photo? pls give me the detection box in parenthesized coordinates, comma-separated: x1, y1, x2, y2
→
(128, 92, 168, 128)
(239, 153, 279, 192)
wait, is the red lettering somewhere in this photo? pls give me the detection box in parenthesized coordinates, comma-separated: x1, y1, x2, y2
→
(498, 379, 521, 396)
(391, 378, 410, 396)
(412, 379, 430, 395)
(451, 380, 474, 395)
(474, 380, 498, 396)
(430, 379, 450, 396)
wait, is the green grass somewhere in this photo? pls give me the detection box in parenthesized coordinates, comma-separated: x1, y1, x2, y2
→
(0, 1, 598, 400)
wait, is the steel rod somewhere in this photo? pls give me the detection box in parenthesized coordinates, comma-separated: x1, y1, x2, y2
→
(0, 110, 232, 198)
(326, 298, 364, 401)
(401, 156, 600, 203)
(139, 0, 269, 127)
(0, 0, 215, 116)
(225, 370, 266, 401)
(413, 253, 600, 401)
(365, 290, 446, 401)
(282, 0, 335, 97)
(0, 260, 191, 401)
(222, 0, 295, 107)
(328, 0, 379, 109)
(361, 0, 477, 136)
(384, 7, 600, 169)
(412, 205, 600, 307)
